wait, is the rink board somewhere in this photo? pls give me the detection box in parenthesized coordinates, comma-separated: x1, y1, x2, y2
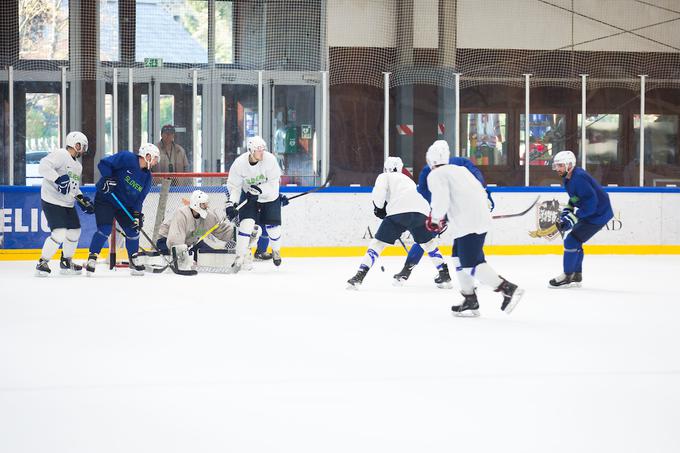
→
(1, 186, 679, 259)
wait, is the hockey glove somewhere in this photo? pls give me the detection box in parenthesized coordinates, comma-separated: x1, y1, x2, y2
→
(97, 177, 118, 194)
(75, 194, 95, 214)
(245, 184, 263, 201)
(55, 174, 71, 195)
(373, 202, 387, 219)
(280, 194, 290, 207)
(225, 202, 239, 221)
(486, 189, 495, 212)
(557, 211, 577, 233)
(131, 210, 144, 231)
(425, 214, 447, 233)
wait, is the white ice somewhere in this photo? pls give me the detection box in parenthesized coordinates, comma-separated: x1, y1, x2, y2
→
(1, 255, 680, 453)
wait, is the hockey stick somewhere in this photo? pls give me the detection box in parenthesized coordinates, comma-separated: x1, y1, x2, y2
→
(286, 173, 333, 201)
(110, 193, 197, 276)
(492, 195, 540, 219)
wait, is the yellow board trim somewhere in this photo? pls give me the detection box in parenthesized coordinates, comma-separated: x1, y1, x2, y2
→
(2, 245, 680, 261)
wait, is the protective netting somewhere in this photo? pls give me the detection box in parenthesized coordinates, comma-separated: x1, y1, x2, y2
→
(3, 0, 679, 90)
(139, 172, 230, 248)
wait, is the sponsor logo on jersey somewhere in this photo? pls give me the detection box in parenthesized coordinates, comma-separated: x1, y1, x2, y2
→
(245, 174, 266, 186)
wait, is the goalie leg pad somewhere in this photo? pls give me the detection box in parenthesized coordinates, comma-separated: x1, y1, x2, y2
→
(172, 244, 194, 271)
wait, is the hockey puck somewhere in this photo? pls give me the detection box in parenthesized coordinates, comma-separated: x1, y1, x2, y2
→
(380, 266, 385, 272)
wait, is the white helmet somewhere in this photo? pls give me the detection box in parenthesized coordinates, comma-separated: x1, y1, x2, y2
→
(139, 143, 160, 166)
(65, 131, 88, 155)
(552, 150, 576, 171)
(426, 140, 451, 169)
(189, 190, 210, 219)
(247, 136, 267, 155)
(384, 156, 404, 173)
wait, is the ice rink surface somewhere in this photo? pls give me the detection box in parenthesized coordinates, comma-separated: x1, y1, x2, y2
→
(1, 254, 679, 453)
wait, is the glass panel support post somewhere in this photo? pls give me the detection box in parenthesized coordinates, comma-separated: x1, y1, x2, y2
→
(383, 72, 391, 161)
(523, 74, 531, 186)
(8, 66, 14, 185)
(580, 74, 588, 170)
(112, 69, 118, 154)
(321, 70, 329, 182)
(639, 75, 647, 187)
(454, 72, 460, 157)
(128, 68, 133, 152)
(61, 66, 67, 146)
(258, 70, 264, 138)
(192, 69, 198, 171)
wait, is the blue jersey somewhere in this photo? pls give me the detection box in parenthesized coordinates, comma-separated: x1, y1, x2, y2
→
(417, 157, 486, 203)
(564, 167, 613, 225)
(95, 151, 153, 211)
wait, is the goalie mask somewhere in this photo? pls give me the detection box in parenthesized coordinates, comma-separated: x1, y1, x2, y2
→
(552, 150, 576, 171)
(65, 131, 89, 156)
(189, 190, 210, 219)
(426, 140, 451, 169)
(384, 156, 404, 174)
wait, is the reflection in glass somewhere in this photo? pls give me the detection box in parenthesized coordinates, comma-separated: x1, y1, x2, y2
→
(273, 86, 316, 185)
(100, 0, 119, 61)
(25, 93, 60, 186)
(578, 114, 621, 165)
(104, 94, 113, 155)
(20, 0, 69, 60)
(519, 114, 566, 166)
(634, 114, 678, 166)
(461, 114, 507, 165)
(136, 0, 208, 64)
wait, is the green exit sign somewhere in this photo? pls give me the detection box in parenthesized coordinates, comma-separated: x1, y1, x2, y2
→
(144, 58, 163, 68)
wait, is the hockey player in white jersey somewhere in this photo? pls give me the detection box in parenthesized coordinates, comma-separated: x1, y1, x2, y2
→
(225, 136, 282, 272)
(35, 131, 94, 276)
(426, 140, 523, 316)
(346, 156, 448, 289)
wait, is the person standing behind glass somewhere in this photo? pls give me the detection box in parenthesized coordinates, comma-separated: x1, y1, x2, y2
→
(156, 124, 190, 173)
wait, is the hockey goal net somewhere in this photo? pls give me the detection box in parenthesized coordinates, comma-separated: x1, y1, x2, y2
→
(109, 172, 230, 266)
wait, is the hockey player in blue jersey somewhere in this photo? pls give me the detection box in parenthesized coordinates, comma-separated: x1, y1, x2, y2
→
(393, 140, 493, 287)
(85, 143, 160, 276)
(550, 150, 613, 288)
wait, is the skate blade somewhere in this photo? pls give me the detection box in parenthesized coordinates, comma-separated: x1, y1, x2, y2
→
(130, 269, 145, 276)
(452, 309, 480, 318)
(59, 269, 82, 276)
(503, 288, 525, 314)
(548, 282, 580, 289)
(35, 270, 50, 277)
(86, 271, 95, 277)
(346, 283, 360, 290)
(437, 281, 453, 289)
(392, 278, 404, 287)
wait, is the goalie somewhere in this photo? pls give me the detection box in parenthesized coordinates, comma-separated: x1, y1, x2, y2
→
(155, 190, 259, 272)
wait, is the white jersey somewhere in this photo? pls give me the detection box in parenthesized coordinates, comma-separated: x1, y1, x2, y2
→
(427, 164, 491, 238)
(227, 152, 281, 203)
(39, 148, 83, 207)
(372, 172, 430, 216)
(159, 206, 234, 249)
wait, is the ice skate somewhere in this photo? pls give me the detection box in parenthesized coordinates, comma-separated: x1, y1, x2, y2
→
(451, 292, 480, 317)
(231, 254, 244, 274)
(272, 249, 282, 267)
(254, 250, 272, 261)
(434, 263, 453, 289)
(129, 253, 146, 276)
(59, 255, 83, 275)
(35, 258, 51, 277)
(548, 272, 582, 289)
(496, 277, 524, 314)
(393, 263, 415, 286)
(85, 253, 97, 276)
(347, 267, 368, 290)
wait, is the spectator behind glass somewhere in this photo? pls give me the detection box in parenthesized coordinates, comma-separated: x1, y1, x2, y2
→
(156, 124, 190, 173)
